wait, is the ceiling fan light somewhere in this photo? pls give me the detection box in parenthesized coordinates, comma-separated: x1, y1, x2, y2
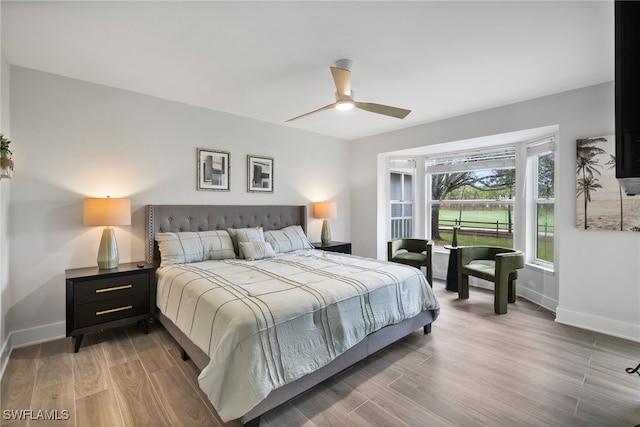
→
(335, 100, 354, 111)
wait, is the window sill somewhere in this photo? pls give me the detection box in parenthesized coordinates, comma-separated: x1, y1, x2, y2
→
(526, 262, 555, 275)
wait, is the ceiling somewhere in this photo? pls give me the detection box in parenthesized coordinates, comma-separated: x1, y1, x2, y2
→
(1, 1, 614, 141)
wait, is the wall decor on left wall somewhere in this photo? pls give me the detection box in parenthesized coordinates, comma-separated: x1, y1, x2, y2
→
(0, 134, 14, 179)
(197, 148, 230, 191)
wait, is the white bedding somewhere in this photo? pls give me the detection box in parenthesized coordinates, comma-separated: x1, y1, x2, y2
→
(156, 249, 440, 421)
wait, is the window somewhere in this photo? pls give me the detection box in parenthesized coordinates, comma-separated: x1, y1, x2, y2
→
(426, 148, 516, 247)
(385, 132, 557, 270)
(528, 140, 555, 266)
(390, 159, 415, 239)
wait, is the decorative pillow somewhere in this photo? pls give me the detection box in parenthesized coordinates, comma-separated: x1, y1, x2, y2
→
(227, 227, 265, 258)
(198, 230, 236, 260)
(264, 225, 313, 253)
(155, 230, 235, 266)
(239, 241, 276, 261)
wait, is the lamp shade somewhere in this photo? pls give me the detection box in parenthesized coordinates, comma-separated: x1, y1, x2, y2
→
(313, 201, 337, 219)
(84, 197, 131, 226)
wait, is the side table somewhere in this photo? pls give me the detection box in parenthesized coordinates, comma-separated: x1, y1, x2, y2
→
(66, 262, 156, 352)
(312, 241, 352, 254)
(444, 245, 459, 292)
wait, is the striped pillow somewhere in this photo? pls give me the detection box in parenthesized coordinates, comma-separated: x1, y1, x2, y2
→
(239, 241, 276, 261)
(227, 227, 265, 258)
(155, 230, 236, 266)
(264, 225, 313, 253)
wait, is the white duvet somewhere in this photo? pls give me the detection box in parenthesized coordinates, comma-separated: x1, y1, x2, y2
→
(156, 249, 440, 421)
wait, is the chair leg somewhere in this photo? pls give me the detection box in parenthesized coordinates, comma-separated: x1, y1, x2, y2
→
(494, 282, 508, 314)
(508, 279, 516, 303)
(458, 274, 470, 300)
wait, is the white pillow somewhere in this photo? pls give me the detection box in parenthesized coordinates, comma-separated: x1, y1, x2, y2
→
(155, 230, 235, 266)
(264, 225, 313, 253)
(239, 241, 276, 261)
(227, 227, 265, 258)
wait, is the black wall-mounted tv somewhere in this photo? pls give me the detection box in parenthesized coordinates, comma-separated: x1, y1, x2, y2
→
(616, 0, 640, 195)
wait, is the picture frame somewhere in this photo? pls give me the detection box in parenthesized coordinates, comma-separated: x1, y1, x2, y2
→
(576, 135, 640, 231)
(247, 155, 274, 193)
(197, 148, 230, 191)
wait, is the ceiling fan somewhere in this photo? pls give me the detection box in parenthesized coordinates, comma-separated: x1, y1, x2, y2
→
(286, 59, 411, 122)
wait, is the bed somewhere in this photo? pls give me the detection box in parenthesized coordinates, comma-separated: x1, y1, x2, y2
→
(146, 204, 440, 426)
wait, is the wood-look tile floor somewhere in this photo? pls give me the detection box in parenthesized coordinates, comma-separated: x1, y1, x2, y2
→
(2, 281, 640, 427)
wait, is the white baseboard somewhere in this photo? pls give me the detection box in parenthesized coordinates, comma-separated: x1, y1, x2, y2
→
(556, 307, 640, 344)
(432, 269, 447, 281)
(518, 286, 558, 313)
(10, 321, 66, 348)
(0, 335, 10, 380)
(0, 321, 66, 378)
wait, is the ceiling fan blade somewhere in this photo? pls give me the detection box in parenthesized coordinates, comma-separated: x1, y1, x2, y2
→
(330, 66, 351, 97)
(285, 103, 336, 122)
(354, 102, 411, 119)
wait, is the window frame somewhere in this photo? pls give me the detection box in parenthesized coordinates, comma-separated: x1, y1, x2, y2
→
(526, 139, 556, 269)
(389, 161, 415, 239)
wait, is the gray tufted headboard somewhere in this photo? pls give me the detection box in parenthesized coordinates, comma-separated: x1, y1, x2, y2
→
(146, 204, 308, 264)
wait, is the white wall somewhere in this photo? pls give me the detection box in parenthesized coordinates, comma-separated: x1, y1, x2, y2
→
(7, 66, 351, 346)
(0, 5, 11, 371)
(351, 82, 640, 343)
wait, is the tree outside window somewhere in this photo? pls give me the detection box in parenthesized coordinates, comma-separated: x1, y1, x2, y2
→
(427, 149, 516, 247)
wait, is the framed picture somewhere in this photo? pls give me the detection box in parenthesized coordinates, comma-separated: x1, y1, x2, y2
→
(247, 155, 274, 193)
(576, 135, 640, 231)
(197, 148, 230, 191)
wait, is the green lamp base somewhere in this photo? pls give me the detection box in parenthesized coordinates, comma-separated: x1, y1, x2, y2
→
(97, 227, 119, 269)
(321, 219, 332, 245)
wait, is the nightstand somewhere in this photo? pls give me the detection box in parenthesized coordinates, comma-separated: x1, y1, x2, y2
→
(312, 241, 352, 254)
(66, 262, 156, 352)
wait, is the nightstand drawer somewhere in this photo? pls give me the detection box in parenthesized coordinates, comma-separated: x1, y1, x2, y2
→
(74, 294, 149, 329)
(74, 274, 148, 305)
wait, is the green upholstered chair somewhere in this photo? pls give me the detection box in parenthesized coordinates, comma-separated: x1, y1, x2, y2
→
(456, 246, 525, 314)
(387, 239, 433, 286)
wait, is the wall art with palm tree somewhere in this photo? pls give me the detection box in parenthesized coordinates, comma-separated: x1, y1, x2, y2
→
(576, 135, 640, 231)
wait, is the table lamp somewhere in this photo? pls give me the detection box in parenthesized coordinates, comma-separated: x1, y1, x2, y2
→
(313, 201, 337, 245)
(83, 197, 131, 269)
